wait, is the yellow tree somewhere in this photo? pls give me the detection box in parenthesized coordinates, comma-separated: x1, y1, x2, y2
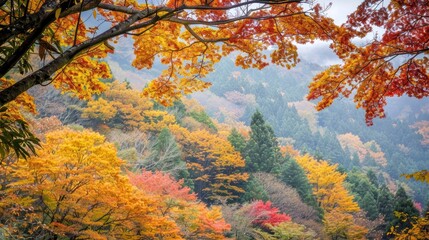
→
(0, 0, 343, 109)
(295, 154, 367, 239)
(0, 128, 182, 239)
(82, 80, 176, 131)
(173, 127, 248, 203)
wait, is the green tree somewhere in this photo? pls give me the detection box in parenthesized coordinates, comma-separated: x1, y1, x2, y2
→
(361, 192, 379, 220)
(363, 153, 377, 166)
(241, 175, 269, 203)
(280, 158, 319, 212)
(351, 152, 360, 167)
(377, 185, 394, 221)
(367, 170, 379, 188)
(346, 170, 380, 220)
(189, 110, 217, 132)
(228, 128, 247, 155)
(245, 110, 281, 173)
(388, 186, 419, 235)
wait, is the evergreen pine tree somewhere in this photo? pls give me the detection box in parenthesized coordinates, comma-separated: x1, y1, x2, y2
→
(241, 175, 269, 203)
(367, 170, 379, 188)
(351, 152, 360, 167)
(363, 153, 377, 166)
(245, 110, 281, 173)
(387, 186, 419, 235)
(343, 147, 352, 169)
(361, 192, 379, 220)
(227, 128, 247, 155)
(377, 184, 394, 221)
(281, 159, 315, 205)
(280, 158, 323, 218)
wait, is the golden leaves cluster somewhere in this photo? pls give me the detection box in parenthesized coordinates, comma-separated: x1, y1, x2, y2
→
(53, 44, 113, 100)
(173, 126, 248, 201)
(1, 128, 231, 239)
(0, 77, 36, 121)
(128, 0, 342, 106)
(82, 81, 176, 131)
(295, 154, 368, 239)
(2, 129, 174, 239)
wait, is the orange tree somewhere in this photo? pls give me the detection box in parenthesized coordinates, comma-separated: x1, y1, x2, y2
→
(0, 128, 183, 239)
(308, 0, 429, 125)
(0, 0, 340, 109)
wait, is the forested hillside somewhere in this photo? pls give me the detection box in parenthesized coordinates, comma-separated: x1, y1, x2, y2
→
(1, 0, 429, 239)
(193, 57, 429, 206)
(0, 73, 422, 238)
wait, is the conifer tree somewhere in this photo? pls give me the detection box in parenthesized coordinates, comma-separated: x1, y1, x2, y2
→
(351, 152, 361, 167)
(245, 111, 281, 173)
(363, 153, 377, 166)
(343, 147, 352, 169)
(228, 128, 247, 155)
(367, 170, 379, 188)
(361, 192, 379, 220)
(388, 186, 419, 235)
(241, 175, 269, 203)
(377, 185, 394, 221)
(280, 158, 319, 212)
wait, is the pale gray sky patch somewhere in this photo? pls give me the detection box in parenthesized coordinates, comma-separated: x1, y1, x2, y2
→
(107, 57, 152, 89)
(297, 1, 362, 66)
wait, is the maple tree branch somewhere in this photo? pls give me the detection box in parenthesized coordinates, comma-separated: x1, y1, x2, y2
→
(97, 2, 139, 14)
(0, 0, 102, 78)
(184, 24, 229, 43)
(98, 0, 303, 15)
(179, 0, 303, 11)
(0, 10, 53, 78)
(169, 11, 306, 26)
(0, 0, 317, 107)
(126, 7, 178, 30)
(73, 0, 85, 46)
(0, 0, 100, 47)
(0, 6, 166, 107)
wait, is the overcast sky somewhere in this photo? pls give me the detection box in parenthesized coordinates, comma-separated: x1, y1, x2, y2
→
(297, 0, 362, 66)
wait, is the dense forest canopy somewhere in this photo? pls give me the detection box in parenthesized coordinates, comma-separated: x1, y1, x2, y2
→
(1, 0, 429, 239)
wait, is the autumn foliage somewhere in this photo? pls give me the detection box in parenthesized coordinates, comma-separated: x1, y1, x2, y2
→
(129, 170, 231, 239)
(1, 0, 429, 238)
(82, 81, 175, 131)
(295, 154, 368, 239)
(177, 128, 248, 203)
(0, 129, 230, 239)
(0, 0, 344, 110)
(308, 0, 429, 125)
(244, 200, 291, 228)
